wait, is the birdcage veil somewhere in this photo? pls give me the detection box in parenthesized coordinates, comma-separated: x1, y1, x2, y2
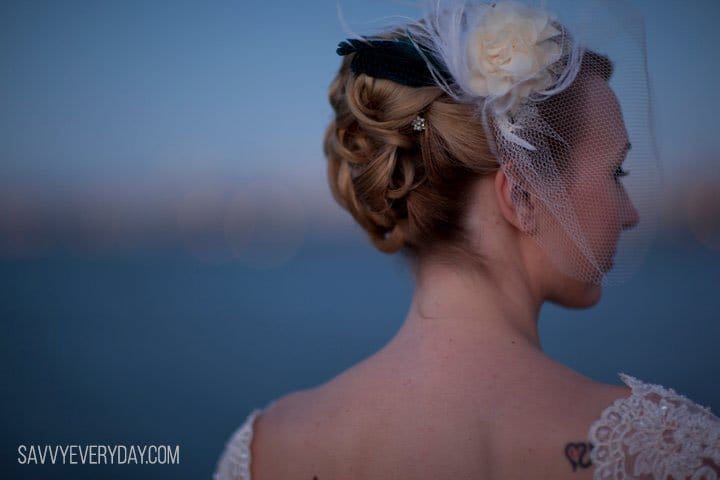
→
(335, 0, 661, 285)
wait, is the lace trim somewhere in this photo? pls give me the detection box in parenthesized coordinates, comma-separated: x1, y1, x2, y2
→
(588, 373, 720, 480)
(213, 408, 262, 480)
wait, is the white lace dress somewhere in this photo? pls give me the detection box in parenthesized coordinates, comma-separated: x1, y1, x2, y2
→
(213, 374, 720, 480)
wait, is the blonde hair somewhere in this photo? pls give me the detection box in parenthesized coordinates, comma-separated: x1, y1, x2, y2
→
(323, 35, 499, 267)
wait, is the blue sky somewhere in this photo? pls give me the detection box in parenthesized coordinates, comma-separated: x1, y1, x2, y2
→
(0, 0, 718, 225)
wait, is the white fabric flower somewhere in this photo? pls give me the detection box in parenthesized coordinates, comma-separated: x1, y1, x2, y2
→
(466, 0, 562, 99)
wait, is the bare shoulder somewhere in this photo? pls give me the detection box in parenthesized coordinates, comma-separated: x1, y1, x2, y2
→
(488, 357, 633, 479)
(536, 357, 633, 415)
(249, 385, 353, 480)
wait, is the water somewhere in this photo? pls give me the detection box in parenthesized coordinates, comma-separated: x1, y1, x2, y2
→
(1, 235, 718, 479)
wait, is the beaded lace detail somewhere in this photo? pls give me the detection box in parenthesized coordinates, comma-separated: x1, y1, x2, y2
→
(588, 373, 720, 479)
(213, 408, 262, 480)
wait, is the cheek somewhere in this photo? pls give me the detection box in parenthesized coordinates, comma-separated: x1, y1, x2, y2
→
(571, 180, 623, 241)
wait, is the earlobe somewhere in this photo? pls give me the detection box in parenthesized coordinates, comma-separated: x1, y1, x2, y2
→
(494, 166, 537, 234)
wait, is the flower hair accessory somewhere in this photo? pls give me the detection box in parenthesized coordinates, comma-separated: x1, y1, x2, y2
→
(465, 1, 563, 99)
(411, 114, 426, 132)
(337, 0, 582, 151)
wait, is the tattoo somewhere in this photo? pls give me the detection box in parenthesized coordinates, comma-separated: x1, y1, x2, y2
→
(564, 442, 593, 471)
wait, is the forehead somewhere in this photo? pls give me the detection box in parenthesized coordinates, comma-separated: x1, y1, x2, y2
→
(574, 75, 628, 157)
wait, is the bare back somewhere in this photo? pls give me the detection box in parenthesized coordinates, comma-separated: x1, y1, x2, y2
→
(248, 341, 632, 480)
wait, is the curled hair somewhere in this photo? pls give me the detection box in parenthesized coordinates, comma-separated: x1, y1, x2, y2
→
(323, 35, 497, 266)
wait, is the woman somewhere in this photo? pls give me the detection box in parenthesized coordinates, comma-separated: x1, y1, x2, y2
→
(214, 1, 720, 478)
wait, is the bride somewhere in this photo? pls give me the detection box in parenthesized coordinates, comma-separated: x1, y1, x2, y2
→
(214, 1, 720, 478)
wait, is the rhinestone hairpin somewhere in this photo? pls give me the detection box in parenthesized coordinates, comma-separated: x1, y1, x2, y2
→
(411, 114, 426, 132)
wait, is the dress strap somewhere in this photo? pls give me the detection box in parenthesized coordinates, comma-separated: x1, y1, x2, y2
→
(213, 405, 267, 480)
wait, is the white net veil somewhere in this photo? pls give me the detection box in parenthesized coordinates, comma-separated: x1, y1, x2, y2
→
(339, 0, 662, 285)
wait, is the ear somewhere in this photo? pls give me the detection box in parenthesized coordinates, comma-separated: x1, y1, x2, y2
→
(494, 165, 537, 235)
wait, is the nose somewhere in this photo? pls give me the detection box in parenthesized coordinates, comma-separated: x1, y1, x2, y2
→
(621, 190, 640, 230)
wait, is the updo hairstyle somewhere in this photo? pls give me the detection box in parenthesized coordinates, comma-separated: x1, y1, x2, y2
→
(323, 31, 497, 267)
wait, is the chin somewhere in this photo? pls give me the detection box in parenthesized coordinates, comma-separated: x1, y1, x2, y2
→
(549, 277, 603, 309)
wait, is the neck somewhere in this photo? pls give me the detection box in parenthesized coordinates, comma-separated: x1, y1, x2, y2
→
(397, 256, 544, 353)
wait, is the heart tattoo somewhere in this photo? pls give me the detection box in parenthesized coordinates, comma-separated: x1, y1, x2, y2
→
(564, 442, 594, 471)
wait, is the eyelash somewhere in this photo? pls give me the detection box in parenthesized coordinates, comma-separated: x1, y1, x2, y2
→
(614, 166, 629, 179)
